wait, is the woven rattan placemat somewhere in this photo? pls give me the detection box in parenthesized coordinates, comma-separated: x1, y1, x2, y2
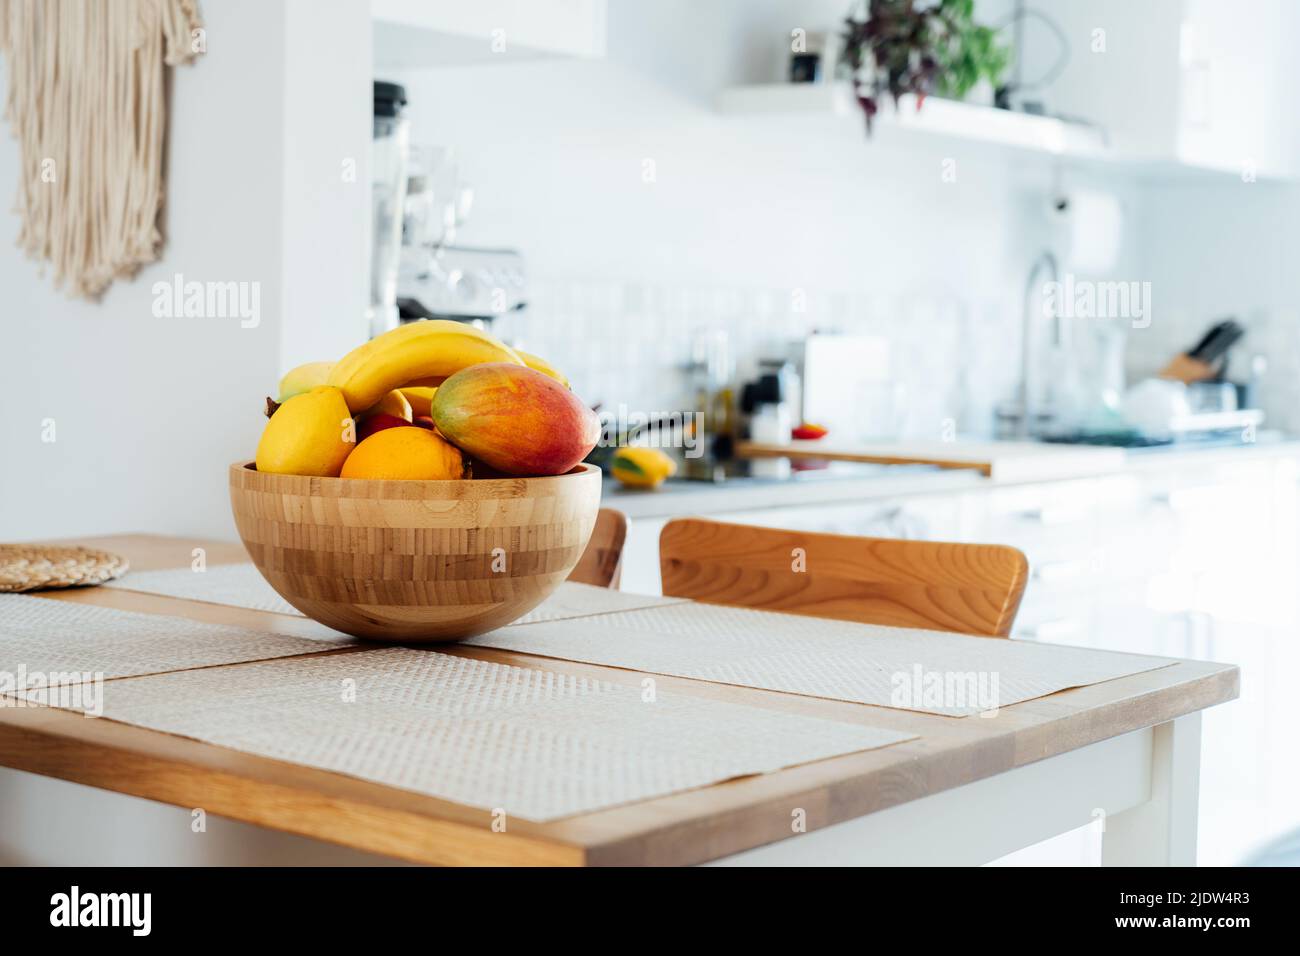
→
(0, 545, 129, 593)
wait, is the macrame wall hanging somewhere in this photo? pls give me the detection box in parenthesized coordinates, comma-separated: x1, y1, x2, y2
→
(0, 0, 204, 299)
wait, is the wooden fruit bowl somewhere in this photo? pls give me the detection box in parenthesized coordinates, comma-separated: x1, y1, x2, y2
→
(228, 461, 601, 643)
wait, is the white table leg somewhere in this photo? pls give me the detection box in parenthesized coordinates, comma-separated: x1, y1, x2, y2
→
(1102, 713, 1201, 867)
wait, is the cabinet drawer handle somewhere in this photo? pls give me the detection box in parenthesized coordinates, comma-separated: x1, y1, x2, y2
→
(1149, 488, 1219, 511)
(1017, 617, 1084, 642)
(1032, 559, 1089, 583)
(1018, 506, 1088, 525)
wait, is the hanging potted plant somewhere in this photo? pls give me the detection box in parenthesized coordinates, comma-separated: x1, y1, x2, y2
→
(839, 0, 1010, 133)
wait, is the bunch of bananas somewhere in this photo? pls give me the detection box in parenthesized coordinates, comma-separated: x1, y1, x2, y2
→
(258, 320, 570, 478)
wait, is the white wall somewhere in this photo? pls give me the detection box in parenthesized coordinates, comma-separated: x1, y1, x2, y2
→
(0, 0, 370, 543)
(281, 0, 372, 370)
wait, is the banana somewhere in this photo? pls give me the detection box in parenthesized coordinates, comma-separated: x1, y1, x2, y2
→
(328, 320, 523, 413)
(277, 361, 334, 402)
(517, 350, 570, 388)
(360, 389, 413, 422)
(397, 385, 437, 419)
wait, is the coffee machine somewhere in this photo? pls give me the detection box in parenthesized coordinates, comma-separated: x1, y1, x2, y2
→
(393, 145, 526, 328)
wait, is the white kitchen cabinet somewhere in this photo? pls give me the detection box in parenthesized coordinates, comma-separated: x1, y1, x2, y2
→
(985, 455, 1297, 864)
(719, 496, 963, 541)
(620, 516, 669, 595)
(618, 492, 965, 595)
(621, 452, 1298, 661)
(1031, 0, 1300, 179)
(1173, 0, 1300, 179)
(372, 0, 607, 69)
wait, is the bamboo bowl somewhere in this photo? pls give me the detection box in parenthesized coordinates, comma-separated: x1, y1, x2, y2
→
(229, 461, 601, 643)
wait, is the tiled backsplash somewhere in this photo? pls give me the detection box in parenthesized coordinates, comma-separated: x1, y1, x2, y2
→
(499, 277, 1299, 441)
(495, 277, 1024, 441)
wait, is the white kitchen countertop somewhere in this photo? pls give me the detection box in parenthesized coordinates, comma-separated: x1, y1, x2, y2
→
(602, 437, 1300, 520)
(603, 465, 983, 519)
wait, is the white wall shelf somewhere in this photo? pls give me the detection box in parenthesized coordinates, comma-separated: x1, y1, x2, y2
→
(717, 83, 1108, 156)
(716, 82, 1288, 183)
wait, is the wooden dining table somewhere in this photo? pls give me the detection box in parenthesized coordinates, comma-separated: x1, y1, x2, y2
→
(0, 534, 1238, 866)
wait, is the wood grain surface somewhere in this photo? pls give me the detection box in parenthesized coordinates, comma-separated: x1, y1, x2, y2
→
(734, 439, 1125, 482)
(737, 439, 995, 475)
(0, 535, 1238, 866)
(659, 518, 1029, 637)
(228, 461, 601, 642)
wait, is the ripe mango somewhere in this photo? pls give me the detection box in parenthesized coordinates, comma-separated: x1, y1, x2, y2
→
(255, 386, 354, 477)
(611, 446, 677, 488)
(432, 363, 600, 476)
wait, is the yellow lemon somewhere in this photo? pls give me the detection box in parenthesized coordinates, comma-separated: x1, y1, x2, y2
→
(255, 386, 353, 477)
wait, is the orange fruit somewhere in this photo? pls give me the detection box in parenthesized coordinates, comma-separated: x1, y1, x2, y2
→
(340, 426, 468, 480)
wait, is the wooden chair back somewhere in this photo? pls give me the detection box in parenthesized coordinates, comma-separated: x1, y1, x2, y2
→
(567, 508, 628, 589)
(659, 518, 1028, 637)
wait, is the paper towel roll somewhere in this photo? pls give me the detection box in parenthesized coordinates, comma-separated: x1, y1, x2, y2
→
(1055, 190, 1123, 274)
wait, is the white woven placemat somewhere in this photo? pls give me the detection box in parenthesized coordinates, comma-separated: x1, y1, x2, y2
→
(30, 648, 913, 821)
(106, 562, 300, 615)
(512, 582, 688, 624)
(468, 603, 1174, 716)
(0, 594, 352, 680)
(107, 563, 682, 625)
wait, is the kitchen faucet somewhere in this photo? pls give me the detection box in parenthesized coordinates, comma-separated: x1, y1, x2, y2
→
(1016, 250, 1061, 439)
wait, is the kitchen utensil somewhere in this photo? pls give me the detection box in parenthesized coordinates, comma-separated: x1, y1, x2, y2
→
(229, 461, 601, 643)
(681, 329, 735, 479)
(1187, 380, 1238, 414)
(1189, 318, 1244, 365)
(370, 81, 410, 338)
(397, 246, 527, 324)
(1238, 353, 1267, 410)
(801, 333, 893, 441)
(1159, 318, 1245, 383)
